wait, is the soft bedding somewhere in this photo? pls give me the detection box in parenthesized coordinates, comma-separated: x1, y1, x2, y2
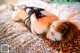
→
(13, 0, 80, 19)
(13, 0, 80, 29)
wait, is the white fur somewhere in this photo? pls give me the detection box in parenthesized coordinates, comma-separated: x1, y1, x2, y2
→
(50, 28, 62, 41)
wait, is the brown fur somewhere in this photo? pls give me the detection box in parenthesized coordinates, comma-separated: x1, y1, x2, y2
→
(38, 16, 59, 28)
(55, 21, 79, 43)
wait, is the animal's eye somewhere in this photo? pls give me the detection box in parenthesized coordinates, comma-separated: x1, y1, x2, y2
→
(51, 32, 55, 36)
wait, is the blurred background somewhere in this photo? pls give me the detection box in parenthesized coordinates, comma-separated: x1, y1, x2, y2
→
(0, 0, 80, 13)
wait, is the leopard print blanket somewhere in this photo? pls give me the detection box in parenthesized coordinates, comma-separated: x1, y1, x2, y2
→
(40, 31, 80, 53)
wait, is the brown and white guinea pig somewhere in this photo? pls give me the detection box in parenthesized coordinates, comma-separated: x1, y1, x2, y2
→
(46, 20, 80, 42)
